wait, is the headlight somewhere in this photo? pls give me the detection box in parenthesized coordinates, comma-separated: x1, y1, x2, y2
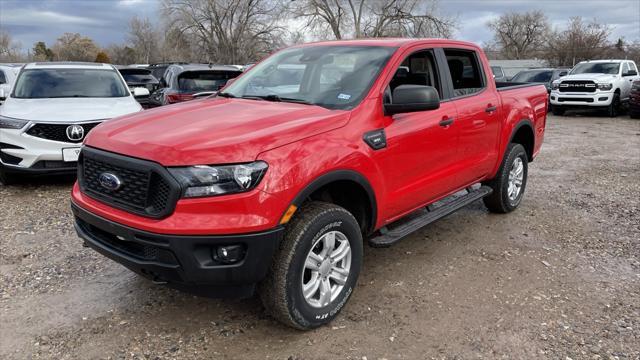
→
(168, 161, 268, 198)
(597, 83, 613, 90)
(0, 115, 29, 129)
(551, 82, 559, 90)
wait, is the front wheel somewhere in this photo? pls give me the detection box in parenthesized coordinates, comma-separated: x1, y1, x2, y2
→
(259, 202, 363, 330)
(0, 167, 17, 185)
(483, 143, 528, 213)
(607, 93, 620, 117)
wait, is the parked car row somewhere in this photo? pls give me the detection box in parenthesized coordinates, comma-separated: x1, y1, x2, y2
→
(490, 60, 640, 117)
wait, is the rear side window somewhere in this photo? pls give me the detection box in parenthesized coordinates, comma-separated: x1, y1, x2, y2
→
(178, 71, 241, 92)
(0, 70, 6, 84)
(444, 49, 485, 97)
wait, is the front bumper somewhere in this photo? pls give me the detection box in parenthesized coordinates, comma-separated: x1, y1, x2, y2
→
(0, 125, 84, 173)
(72, 201, 284, 298)
(549, 91, 614, 107)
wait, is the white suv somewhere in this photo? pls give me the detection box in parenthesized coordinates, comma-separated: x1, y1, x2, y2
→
(550, 60, 640, 117)
(0, 62, 148, 184)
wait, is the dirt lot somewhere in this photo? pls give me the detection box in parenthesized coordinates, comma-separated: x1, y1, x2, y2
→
(1, 113, 639, 359)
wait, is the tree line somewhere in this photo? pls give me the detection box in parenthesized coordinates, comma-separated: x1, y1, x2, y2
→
(0, 2, 638, 67)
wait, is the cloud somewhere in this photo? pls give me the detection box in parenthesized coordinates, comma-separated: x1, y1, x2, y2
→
(2, 9, 105, 26)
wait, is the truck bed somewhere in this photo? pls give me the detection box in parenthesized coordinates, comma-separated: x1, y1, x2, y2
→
(495, 82, 543, 91)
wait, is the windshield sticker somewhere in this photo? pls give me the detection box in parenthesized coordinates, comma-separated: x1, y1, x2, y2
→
(337, 93, 351, 100)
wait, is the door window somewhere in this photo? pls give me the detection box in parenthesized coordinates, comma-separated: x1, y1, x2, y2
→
(0, 70, 6, 84)
(622, 62, 630, 75)
(385, 50, 442, 104)
(444, 49, 485, 97)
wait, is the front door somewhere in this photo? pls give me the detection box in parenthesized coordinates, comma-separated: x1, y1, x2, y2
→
(373, 48, 461, 220)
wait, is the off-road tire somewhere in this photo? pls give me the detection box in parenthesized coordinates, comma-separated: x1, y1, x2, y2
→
(607, 93, 620, 117)
(483, 143, 528, 213)
(259, 202, 363, 330)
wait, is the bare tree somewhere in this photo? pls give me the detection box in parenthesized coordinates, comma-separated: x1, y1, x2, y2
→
(0, 30, 24, 62)
(487, 10, 549, 59)
(162, 0, 284, 64)
(52, 33, 100, 61)
(105, 44, 138, 65)
(292, 0, 455, 40)
(128, 16, 161, 63)
(545, 17, 612, 66)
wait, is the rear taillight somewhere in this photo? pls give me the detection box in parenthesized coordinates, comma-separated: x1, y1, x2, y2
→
(166, 93, 195, 103)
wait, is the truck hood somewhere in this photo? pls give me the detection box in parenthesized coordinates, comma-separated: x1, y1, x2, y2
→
(0, 97, 142, 122)
(85, 98, 350, 166)
(558, 73, 618, 83)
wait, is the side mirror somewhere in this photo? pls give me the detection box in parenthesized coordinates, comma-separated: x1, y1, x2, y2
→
(384, 85, 440, 116)
(0, 88, 5, 101)
(133, 87, 150, 97)
(623, 70, 638, 77)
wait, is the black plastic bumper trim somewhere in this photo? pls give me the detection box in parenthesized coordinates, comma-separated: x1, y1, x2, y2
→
(71, 201, 284, 298)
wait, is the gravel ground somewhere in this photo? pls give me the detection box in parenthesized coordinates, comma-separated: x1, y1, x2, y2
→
(1, 113, 639, 359)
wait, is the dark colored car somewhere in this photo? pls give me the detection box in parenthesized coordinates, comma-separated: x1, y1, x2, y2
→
(147, 62, 189, 85)
(630, 80, 640, 119)
(511, 68, 569, 93)
(150, 64, 242, 106)
(117, 67, 159, 108)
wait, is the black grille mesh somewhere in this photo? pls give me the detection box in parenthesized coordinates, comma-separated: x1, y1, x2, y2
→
(80, 149, 178, 218)
(26, 122, 101, 143)
(559, 81, 597, 93)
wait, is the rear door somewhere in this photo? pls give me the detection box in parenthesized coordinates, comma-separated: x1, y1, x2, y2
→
(374, 47, 461, 219)
(441, 48, 501, 185)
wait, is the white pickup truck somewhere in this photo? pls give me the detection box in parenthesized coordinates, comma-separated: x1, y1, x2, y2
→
(550, 59, 640, 117)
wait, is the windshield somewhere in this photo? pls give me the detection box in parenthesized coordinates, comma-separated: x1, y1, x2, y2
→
(178, 71, 240, 92)
(221, 45, 396, 110)
(13, 69, 129, 98)
(511, 70, 553, 83)
(570, 62, 620, 75)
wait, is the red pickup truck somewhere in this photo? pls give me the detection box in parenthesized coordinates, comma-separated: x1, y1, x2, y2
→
(71, 39, 547, 329)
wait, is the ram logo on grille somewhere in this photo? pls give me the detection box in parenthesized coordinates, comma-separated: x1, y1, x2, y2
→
(98, 172, 123, 191)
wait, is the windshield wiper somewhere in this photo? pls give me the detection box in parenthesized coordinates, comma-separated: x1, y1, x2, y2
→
(252, 94, 313, 105)
(217, 92, 236, 98)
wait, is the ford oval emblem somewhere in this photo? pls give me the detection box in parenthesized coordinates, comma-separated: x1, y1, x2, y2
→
(98, 172, 122, 191)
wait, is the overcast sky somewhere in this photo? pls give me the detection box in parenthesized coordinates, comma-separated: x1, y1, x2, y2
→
(1, 0, 639, 50)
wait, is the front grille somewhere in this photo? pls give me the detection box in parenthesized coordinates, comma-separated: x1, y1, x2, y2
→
(79, 147, 181, 218)
(559, 81, 597, 93)
(26, 122, 101, 143)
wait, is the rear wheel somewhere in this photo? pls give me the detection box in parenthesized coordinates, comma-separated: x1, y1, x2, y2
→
(551, 106, 565, 116)
(259, 202, 363, 330)
(607, 93, 620, 117)
(483, 143, 528, 213)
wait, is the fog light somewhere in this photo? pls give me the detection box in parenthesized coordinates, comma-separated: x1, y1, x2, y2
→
(550, 96, 555, 100)
(214, 245, 245, 264)
(599, 97, 608, 101)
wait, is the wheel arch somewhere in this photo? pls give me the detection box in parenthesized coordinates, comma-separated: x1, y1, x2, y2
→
(508, 119, 535, 162)
(288, 170, 378, 235)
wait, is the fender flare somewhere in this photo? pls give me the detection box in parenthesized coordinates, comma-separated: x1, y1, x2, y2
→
(289, 169, 378, 233)
(507, 119, 535, 161)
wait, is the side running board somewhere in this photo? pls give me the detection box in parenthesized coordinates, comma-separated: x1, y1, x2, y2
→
(368, 185, 493, 248)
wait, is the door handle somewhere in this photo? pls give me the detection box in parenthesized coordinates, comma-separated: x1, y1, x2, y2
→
(439, 117, 455, 127)
(485, 105, 497, 113)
